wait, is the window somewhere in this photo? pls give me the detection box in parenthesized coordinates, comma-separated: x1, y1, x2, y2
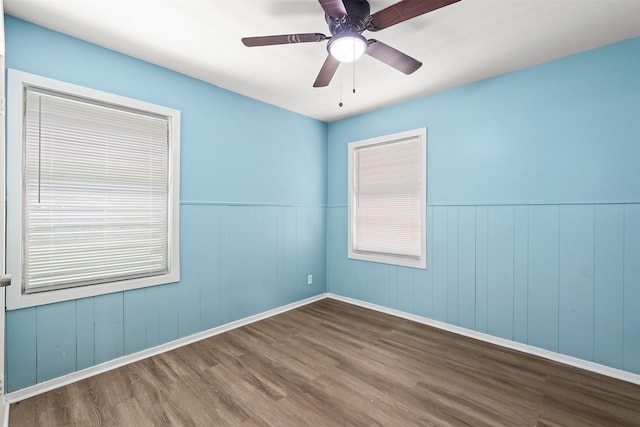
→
(348, 128, 426, 269)
(6, 69, 180, 309)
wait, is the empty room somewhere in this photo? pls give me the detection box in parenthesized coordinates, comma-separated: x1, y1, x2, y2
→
(1, 0, 639, 426)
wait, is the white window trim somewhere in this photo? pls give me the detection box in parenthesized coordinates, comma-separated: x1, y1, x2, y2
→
(6, 69, 181, 310)
(348, 128, 427, 269)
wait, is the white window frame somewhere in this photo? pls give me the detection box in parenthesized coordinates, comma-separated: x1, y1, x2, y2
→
(348, 128, 427, 269)
(6, 69, 181, 310)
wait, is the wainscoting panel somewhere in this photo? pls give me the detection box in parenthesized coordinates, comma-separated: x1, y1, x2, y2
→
(6, 204, 327, 392)
(76, 297, 96, 370)
(36, 301, 76, 383)
(487, 205, 515, 341)
(623, 204, 640, 373)
(327, 203, 640, 375)
(123, 288, 147, 355)
(558, 205, 595, 362)
(527, 205, 560, 352)
(457, 206, 476, 331)
(593, 204, 624, 369)
(94, 292, 126, 365)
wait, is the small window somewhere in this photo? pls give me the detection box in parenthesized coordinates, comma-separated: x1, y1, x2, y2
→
(348, 128, 427, 269)
(6, 69, 180, 309)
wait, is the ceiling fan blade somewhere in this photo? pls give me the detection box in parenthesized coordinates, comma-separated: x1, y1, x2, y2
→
(366, 39, 422, 74)
(368, 0, 460, 31)
(313, 55, 340, 87)
(318, 0, 347, 18)
(242, 33, 327, 47)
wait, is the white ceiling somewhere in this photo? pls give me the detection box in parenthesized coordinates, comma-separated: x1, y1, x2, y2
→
(5, 0, 640, 122)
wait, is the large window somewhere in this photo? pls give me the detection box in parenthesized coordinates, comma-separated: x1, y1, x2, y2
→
(6, 69, 180, 309)
(348, 128, 426, 269)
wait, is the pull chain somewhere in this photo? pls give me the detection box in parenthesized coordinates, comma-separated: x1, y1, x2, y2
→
(352, 40, 357, 94)
(353, 60, 356, 94)
(339, 65, 344, 107)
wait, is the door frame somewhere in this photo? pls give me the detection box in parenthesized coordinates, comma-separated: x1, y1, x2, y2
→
(1, 0, 8, 422)
(0, 55, 7, 427)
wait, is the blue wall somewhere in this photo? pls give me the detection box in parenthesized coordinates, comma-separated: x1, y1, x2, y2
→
(5, 17, 328, 392)
(327, 37, 640, 374)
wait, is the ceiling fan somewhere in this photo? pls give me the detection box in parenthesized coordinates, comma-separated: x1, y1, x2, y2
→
(242, 0, 460, 87)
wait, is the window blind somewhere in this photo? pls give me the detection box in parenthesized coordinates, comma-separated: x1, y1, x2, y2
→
(353, 136, 422, 258)
(23, 87, 170, 293)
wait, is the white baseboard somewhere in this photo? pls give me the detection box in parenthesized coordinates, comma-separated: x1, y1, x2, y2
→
(327, 293, 640, 386)
(5, 293, 328, 405)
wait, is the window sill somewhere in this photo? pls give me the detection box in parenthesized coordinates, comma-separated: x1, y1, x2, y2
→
(6, 271, 180, 310)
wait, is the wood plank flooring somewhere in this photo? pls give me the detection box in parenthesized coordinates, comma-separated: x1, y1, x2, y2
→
(9, 299, 640, 426)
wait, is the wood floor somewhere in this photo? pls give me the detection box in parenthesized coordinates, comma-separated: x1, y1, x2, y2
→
(10, 299, 640, 426)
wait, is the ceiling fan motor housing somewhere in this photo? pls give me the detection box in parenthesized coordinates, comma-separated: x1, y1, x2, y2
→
(325, 0, 371, 35)
(242, 0, 459, 87)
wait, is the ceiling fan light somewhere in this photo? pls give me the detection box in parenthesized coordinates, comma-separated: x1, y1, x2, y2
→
(328, 33, 368, 62)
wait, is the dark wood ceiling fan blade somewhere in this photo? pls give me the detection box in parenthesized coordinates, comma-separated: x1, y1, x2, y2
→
(368, 0, 460, 31)
(318, 0, 348, 18)
(313, 55, 340, 87)
(366, 39, 422, 74)
(242, 33, 328, 47)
